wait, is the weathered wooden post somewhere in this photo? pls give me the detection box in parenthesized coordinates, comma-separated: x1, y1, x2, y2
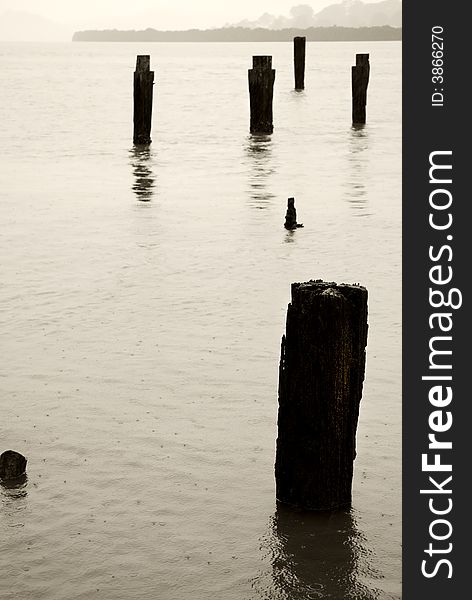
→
(284, 197, 303, 229)
(133, 55, 154, 145)
(351, 53, 370, 124)
(275, 280, 368, 510)
(293, 36, 306, 90)
(0, 450, 27, 480)
(248, 56, 276, 134)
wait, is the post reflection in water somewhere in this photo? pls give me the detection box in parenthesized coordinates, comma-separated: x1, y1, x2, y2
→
(252, 504, 383, 600)
(129, 146, 156, 202)
(245, 134, 276, 209)
(345, 125, 370, 215)
(1, 475, 28, 514)
(284, 229, 296, 244)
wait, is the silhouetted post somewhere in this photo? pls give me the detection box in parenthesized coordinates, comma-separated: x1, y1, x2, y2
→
(351, 53, 370, 124)
(293, 37, 306, 90)
(248, 56, 276, 134)
(284, 197, 303, 229)
(0, 450, 27, 480)
(275, 280, 368, 510)
(133, 55, 154, 145)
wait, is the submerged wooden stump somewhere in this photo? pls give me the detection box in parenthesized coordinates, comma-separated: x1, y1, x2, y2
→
(275, 281, 368, 510)
(0, 450, 27, 480)
(133, 55, 154, 145)
(284, 197, 303, 230)
(352, 53, 370, 124)
(248, 56, 276, 134)
(294, 37, 306, 90)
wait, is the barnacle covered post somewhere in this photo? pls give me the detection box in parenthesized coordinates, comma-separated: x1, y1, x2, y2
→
(275, 280, 368, 510)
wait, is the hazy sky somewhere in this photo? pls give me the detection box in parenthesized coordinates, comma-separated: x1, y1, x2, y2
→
(0, 0, 391, 40)
(0, 1, 388, 28)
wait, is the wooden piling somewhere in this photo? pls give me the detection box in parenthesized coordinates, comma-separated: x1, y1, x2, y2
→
(248, 56, 276, 134)
(294, 37, 306, 90)
(275, 280, 368, 510)
(351, 54, 370, 124)
(133, 55, 154, 145)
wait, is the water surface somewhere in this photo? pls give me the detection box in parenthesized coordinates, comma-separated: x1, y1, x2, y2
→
(0, 41, 401, 599)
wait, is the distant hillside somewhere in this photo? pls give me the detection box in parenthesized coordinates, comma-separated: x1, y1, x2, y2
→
(314, 0, 401, 27)
(72, 25, 401, 43)
(233, 1, 402, 29)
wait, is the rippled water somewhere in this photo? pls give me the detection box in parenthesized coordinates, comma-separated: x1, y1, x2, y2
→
(0, 41, 401, 599)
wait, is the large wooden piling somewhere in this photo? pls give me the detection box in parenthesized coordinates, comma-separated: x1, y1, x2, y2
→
(293, 37, 306, 90)
(275, 280, 368, 510)
(133, 55, 154, 145)
(248, 56, 276, 134)
(351, 54, 370, 124)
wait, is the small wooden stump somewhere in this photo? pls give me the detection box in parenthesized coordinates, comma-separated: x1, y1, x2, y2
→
(294, 37, 306, 90)
(284, 197, 303, 230)
(133, 55, 154, 145)
(275, 281, 368, 510)
(352, 54, 370, 124)
(0, 450, 27, 481)
(248, 56, 276, 134)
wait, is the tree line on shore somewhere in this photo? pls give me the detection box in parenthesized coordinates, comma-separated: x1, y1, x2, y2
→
(72, 25, 401, 43)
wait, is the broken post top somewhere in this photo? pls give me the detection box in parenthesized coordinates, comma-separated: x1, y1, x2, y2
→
(136, 55, 151, 72)
(287, 197, 295, 207)
(290, 280, 368, 306)
(355, 54, 370, 66)
(252, 56, 272, 69)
